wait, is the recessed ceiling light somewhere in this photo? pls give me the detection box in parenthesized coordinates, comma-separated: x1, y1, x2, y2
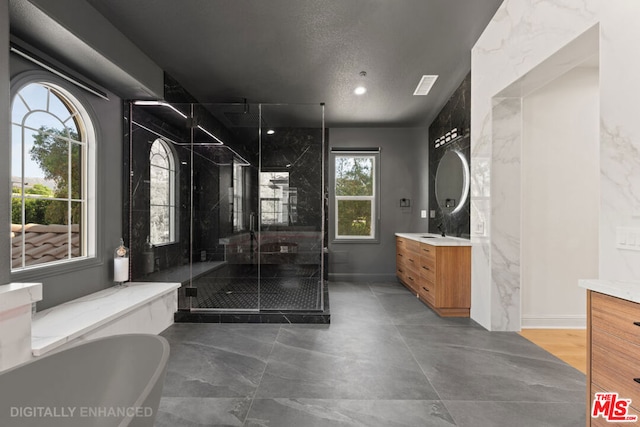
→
(413, 75, 438, 96)
(266, 129, 275, 135)
(354, 86, 367, 95)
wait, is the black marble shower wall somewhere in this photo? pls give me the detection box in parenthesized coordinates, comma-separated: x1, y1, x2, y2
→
(261, 127, 324, 230)
(428, 72, 471, 238)
(125, 106, 195, 280)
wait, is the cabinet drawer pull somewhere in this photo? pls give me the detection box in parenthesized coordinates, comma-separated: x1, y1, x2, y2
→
(422, 248, 430, 252)
(634, 378, 640, 384)
(634, 322, 640, 327)
(408, 276, 414, 281)
(398, 268, 404, 273)
(422, 287, 429, 292)
(398, 253, 404, 257)
(422, 266, 430, 271)
(408, 258, 415, 263)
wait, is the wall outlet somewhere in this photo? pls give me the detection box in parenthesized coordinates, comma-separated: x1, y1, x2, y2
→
(430, 210, 436, 218)
(421, 210, 427, 218)
(616, 227, 640, 251)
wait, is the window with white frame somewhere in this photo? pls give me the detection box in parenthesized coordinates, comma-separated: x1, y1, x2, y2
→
(10, 81, 96, 270)
(260, 171, 290, 226)
(149, 138, 176, 245)
(331, 149, 380, 242)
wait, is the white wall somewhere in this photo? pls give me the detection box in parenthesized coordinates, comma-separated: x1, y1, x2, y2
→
(521, 66, 599, 328)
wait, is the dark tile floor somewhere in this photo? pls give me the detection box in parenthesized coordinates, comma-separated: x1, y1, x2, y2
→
(156, 281, 586, 426)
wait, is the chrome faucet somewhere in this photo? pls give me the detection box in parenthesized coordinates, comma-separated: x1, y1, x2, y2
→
(437, 223, 446, 237)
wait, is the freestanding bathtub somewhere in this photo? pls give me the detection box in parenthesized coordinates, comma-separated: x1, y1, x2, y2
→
(0, 334, 170, 427)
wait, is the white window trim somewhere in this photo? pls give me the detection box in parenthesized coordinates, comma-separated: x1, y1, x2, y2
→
(149, 138, 177, 246)
(10, 76, 97, 272)
(330, 149, 381, 243)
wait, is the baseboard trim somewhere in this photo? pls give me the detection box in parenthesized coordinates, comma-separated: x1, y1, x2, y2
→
(521, 315, 586, 329)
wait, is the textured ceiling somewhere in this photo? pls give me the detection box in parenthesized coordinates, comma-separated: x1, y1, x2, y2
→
(31, 0, 505, 127)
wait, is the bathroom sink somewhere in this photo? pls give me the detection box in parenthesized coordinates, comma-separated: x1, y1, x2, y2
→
(421, 236, 437, 238)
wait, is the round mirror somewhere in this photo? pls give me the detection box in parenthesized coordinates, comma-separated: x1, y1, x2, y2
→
(435, 150, 469, 214)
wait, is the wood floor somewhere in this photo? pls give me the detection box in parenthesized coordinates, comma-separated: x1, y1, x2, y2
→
(519, 329, 587, 374)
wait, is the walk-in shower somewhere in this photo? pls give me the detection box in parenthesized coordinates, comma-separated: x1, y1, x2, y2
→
(123, 102, 327, 321)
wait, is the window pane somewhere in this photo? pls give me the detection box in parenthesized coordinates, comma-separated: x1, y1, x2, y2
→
(70, 143, 82, 199)
(259, 172, 289, 225)
(337, 200, 372, 237)
(11, 81, 92, 271)
(48, 90, 74, 124)
(23, 200, 70, 268)
(151, 206, 170, 244)
(150, 165, 170, 205)
(335, 156, 373, 196)
(19, 83, 48, 111)
(70, 201, 83, 259)
(11, 124, 22, 179)
(11, 95, 29, 125)
(24, 111, 67, 134)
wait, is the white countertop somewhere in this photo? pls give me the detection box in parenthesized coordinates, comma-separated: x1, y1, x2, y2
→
(579, 279, 640, 304)
(32, 282, 180, 356)
(0, 282, 42, 312)
(395, 232, 472, 246)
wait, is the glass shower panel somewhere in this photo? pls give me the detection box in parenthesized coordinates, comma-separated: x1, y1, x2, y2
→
(258, 104, 325, 311)
(127, 102, 194, 311)
(183, 103, 260, 311)
(127, 101, 324, 313)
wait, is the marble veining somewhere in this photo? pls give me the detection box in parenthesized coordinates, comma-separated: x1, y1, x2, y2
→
(32, 282, 179, 356)
(156, 281, 585, 426)
(0, 282, 42, 311)
(470, 0, 640, 330)
(429, 73, 471, 238)
(0, 283, 42, 371)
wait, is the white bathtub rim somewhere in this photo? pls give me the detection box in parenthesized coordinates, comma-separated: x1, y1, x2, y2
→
(0, 333, 170, 426)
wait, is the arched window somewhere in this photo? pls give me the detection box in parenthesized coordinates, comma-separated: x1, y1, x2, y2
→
(149, 138, 176, 245)
(11, 81, 96, 270)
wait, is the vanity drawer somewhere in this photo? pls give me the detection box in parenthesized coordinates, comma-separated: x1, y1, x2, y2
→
(403, 270, 421, 292)
(419, 257, 436, 283)
(592, 292, 640, 347)
(418, 282, 435, 305)
(591, 328, 640, 408)
(397, 237, 420, 254)
(420, 243, 436, 260)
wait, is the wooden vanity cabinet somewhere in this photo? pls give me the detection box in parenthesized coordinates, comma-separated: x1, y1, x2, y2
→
(587, 291, 640, 426)
(396, 236, 471, 317)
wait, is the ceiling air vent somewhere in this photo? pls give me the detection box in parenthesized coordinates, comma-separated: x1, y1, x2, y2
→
(413, 75, 438, 96)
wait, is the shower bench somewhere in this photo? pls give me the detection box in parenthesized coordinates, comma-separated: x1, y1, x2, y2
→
(31, 282, 179, 357)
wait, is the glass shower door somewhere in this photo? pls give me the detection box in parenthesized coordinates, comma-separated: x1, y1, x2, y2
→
(257, 103, 325, 311)
(126, 101, 325, 313)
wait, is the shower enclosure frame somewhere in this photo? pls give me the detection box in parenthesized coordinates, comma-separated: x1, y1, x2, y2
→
(123, 101, 327, 315)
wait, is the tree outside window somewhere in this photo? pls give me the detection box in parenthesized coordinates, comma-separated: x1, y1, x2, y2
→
(332, 151, 379, 241)
(11, 82, 93, 270)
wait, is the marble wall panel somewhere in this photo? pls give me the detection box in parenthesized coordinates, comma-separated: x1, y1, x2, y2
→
(428, 73, 471, 238)
(471, 0, 640, 330)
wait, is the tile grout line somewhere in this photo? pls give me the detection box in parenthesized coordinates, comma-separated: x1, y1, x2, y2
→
(368, 281, 462, 426)
(241, 324, 283, 426)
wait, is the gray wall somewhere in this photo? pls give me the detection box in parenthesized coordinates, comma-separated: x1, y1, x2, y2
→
(7, 44, 123, 310)
(328, 127, 429, 281)
(0, 0, 10, 287)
